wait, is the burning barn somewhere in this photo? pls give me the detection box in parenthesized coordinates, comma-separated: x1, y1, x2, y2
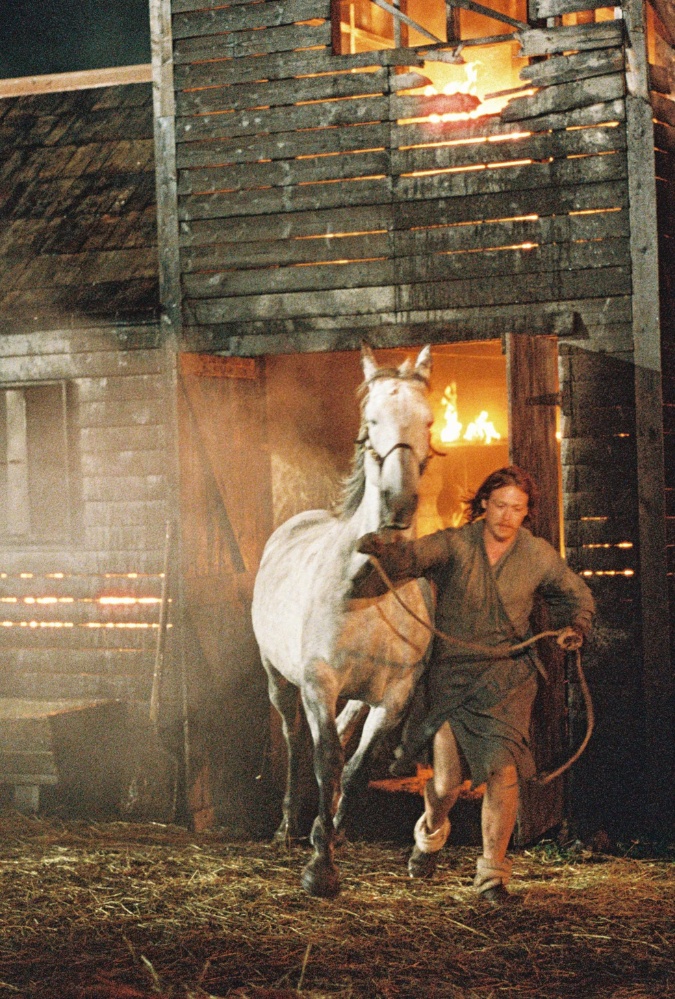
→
(0, 0, 673, 843)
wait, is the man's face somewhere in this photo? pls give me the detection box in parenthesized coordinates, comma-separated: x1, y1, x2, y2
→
(481, 485, 529, 544)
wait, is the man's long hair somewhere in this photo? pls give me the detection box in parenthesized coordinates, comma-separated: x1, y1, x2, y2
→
(466, 465, 538, 523)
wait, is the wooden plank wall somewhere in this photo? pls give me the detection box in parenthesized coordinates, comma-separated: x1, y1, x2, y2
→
(170, 3, 629, 355)
(0, 84, 159, 329)
(0, 82, 171, 713)
(0, 327, 170, 706)
(651, 39, 675, 672)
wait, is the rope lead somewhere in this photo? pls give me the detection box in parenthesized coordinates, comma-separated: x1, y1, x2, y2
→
(368, 554, 594, 783)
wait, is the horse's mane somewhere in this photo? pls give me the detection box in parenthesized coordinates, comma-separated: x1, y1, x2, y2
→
(335, 365, 429, 520)
(335, 420, 368, 519)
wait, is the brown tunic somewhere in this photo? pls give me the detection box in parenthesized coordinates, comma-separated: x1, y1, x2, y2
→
(396, 520, 595, 785)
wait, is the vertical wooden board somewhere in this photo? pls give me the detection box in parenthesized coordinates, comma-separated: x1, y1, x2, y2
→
(506, 332, 566, 844)
(176, 352, 274, 832)
(178, 355, 271, 574)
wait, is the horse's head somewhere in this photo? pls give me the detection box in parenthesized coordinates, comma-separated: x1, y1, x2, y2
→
(360, 345, 433, 530)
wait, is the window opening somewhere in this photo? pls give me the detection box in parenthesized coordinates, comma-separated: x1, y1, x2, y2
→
(333, 0, 532, 116)
(0, 382, 72, 544)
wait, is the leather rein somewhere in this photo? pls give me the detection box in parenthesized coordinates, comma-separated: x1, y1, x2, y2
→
(366, 553, 595, 786)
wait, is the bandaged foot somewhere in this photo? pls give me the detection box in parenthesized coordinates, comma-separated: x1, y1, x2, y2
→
(473, 856, 513, 895)
(413, 813, 451, 854)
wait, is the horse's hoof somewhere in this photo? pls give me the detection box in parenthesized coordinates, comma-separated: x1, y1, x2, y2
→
(272, 821, 302, 846)
(301, 859, 340, 898)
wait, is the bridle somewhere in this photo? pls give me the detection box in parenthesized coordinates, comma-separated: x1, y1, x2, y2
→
(360, 438, 432, 477)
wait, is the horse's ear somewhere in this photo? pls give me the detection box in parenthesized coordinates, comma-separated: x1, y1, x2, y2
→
(414, 345, 432, 383)
(361, 343, 378, 382)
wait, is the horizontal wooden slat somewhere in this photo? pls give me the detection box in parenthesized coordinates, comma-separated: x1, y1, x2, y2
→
(655, 122, 675, 155)
(0, 327, 161, 359)
(0, 348, 162, 382)
(179, 151, 627, 225)
(178, 150, 391, 197)
(392, 121, 626, 173)
(185, 237, 630, 299)
(80, 449, 168, 478)
(502, 72, 625, 121)
(0, 601, 161, 625)
(0, 551, 163, 576)
(517, 20, 625, 57)
(175, 94, 391, 143)
(174, 45, 426, 90)
(175, 90, 480, 144)
(183, 208, 629, 272)
(529, 0, 621, 18)
(77, 397, 166, 428)
(179, 176, 392, 222)
(176, 122, 389, 170)
(74, 374, 165, 402)
(190, 264, 630, 323)
(172, 0, 266, 12)
(82, 476, 167, 503)
(520, 47, 624, 88)
(172, 0, 330, 40)
(652, 92, 675, 128)
(0, 651, 152, 685)
(183, 293, 632, 352)
(0, 575, 163, 599)
(0, 627, 158, 650)
(173, 20, 332, 63)
(177, 98, 627, 174)
(182, 231, 391, 271)
(175, 66, 390, 117)
(80, 427, 167, 455)
(649, 63, 675, 97)
(180, 120, 625, 198)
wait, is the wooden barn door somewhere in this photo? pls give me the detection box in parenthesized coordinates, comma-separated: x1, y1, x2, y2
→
(506, 333, 567, 844)
(176, 353, 273, 833)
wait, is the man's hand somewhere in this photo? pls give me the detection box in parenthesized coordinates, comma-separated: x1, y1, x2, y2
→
(556, 626, 584, 651)
(356, 532, 392, 558)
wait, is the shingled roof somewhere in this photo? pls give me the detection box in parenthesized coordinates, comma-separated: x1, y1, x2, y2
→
(0, 82, 159, 331)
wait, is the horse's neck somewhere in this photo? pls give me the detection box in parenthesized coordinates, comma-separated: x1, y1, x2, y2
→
(347, 478, 382, 540)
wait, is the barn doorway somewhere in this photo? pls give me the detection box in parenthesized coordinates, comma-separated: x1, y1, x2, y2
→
(176, 336, 564, 842)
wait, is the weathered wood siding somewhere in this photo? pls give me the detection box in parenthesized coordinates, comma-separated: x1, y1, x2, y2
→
(170, 5, 629, 355)
(0, 327, 169, 706)
(652, 69, 675, 673)
(0, 84, 169, 714)
(0, 84, 159, 328)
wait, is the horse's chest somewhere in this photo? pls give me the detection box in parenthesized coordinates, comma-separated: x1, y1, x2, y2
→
(331, 581, 433, 699)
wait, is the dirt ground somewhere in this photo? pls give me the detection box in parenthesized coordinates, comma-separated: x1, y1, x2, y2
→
(0, 812, 672, 999)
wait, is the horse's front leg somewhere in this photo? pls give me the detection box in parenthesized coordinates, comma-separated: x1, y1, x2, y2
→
(264, 662, 303, 844)
(334, 704, 390, 835)
(301, 664, 343, 898)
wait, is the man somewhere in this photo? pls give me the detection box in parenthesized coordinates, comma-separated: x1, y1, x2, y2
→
(356, 466, 594, 903)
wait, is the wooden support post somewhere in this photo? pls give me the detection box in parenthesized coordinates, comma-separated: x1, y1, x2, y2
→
(624, 0, 674, 831)
(150, 0, 193, 824)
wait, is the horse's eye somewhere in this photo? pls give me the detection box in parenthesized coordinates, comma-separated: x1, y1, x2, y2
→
(368, 419, 378, 427)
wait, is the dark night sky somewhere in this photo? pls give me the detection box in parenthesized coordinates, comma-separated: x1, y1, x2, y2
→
(0, 0, 151, 78)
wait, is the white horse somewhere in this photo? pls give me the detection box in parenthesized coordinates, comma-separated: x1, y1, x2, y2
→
(252, 345, 435, 897)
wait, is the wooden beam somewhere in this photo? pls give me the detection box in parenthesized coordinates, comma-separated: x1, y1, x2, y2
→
(0, 64, 152, 99)
(369, 0, 444, 43)
(530, 0, 620, 19)
(518, 19, 625, 57)
(624, 0, 674, 832)
(447, 0, 528, 32)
